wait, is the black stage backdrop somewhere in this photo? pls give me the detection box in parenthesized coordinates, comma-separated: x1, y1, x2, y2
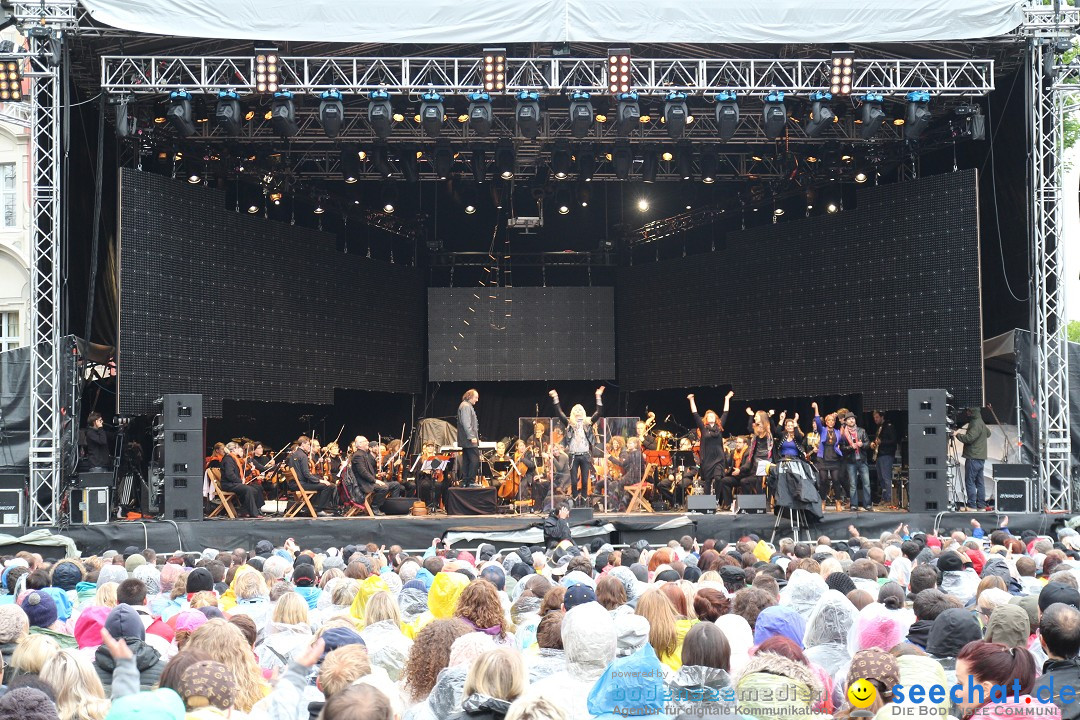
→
(117, 169, 425, 417)
(428, 287, 615, 382)
(617, 169, 984, 410)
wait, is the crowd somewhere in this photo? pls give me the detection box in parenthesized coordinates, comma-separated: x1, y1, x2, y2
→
(0, 513, 1076, 720)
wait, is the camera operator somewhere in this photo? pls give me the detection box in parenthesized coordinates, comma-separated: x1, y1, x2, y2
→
(955, 406, 988, 512)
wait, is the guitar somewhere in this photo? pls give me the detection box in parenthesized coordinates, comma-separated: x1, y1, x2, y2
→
(870, 423, 883, 462)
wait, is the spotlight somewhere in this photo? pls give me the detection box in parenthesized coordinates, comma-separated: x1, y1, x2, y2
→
(829, 50, 855, 96)
(373, 144, 395, 178)
(465, 202, 477, 214)
(556, 186, 570, 215)
(466, 92, 493, 136)
(904, 91, 931, 141)
(700, 151, 718, 184)
(616, 92, 640, 136)
(166, 90, 196, 138)
(340, 146, 360, 183)
(471, 148, 487, 183)
(270, 91, 299, 138)
(641, 148, 658, 183)
(483, 48, 506, 93)
(607, 48, 632, 94)
(675, 141, 692, 181)
(551, 141, 572, 179)
(319, 89, 345, 138)
(400, 145, 420, 183)
(0, 59, 21, 102)
(381, 182, 398, 214)
(663, 91, 688, 139)
(569, 91, 594, 138)
(494, 139, 515, 179)
(613, 141, 633, 180)
(254, 47, 279, 93)
(857, 93, 885, 140)
(578, 183, 591, 207)
(854, 171, 868, 183)
(804, 91, 835, 138)
(214, 90, 242, 135)
(577, 146, 596, 182)
(827, 202, 838, 214)
(762, 91, 787, 140)
(187, 173, 201, 184)
(368, 90, 393, 139)
(715, 91, 740, 141)
(637, 197, 649, 212)
(420, 91, 445, 137)
(314, 198, 325, 214)
(433, 139, 454, 179)
(516, 91, 541, 139)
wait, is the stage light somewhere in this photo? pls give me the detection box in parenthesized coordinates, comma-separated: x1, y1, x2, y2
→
(467, 92, 493, 136)
(382, 182, 398, 213)
(270, 192, 283, 206)
(187, 173, 201, 184)
(663, 91, 688, 139)
(433, 139, 454, 179)
(854, 171, 868, 183)
(858, 93, 885, 140)
(827, 202, 838, 213)
(700, 150, 718, 183)
(471, 148, 487, 183)
(578, 183, 591, 207)
(556, 186, 570, 215)
(641, 148, 658, 183)
(616, 92, 639, 136)
(373, 144, 395, 178)
(516, 91, 541, 139)
(483, 48, 506, 93)
(569, 91, 594, 138)
(577, 146, 596, 182)
(465, 202, 476, 214)
(366, 90, 393, 139)
(830, 50, 854, 96)
(211, 90, 242, 136)
(661, 150, 673, 162)
(715, 91, 740, 141)
(0, 60, 21, 102)
(608, 48, 632, 94)
(762, 91, 787, 140)
(255, 47, 279, 93)
(166, 90, 196, 138)
(804, 91, 835, 138)
(271, 91, 299, 138)
(340, 146, 360, 183)
(319, 89, 345, 138)
(400, 145, 420, 183)
(551, 141, 572, 179)
(494, 139, 515, 179)
(420, 91, 445, 137)
(314, 198, 325, 214)
(904, 91, 931, 141)
(637, 197, 649, 212)
(613, 141, 633, 180)
(676, 141, 692, 180)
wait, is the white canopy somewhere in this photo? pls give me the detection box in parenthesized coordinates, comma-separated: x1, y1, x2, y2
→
(79, 0, 1025, 44)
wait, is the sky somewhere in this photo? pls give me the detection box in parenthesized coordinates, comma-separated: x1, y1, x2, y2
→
(1066, 145, 1080, 322)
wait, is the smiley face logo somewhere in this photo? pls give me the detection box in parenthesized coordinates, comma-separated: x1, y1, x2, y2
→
(847, 678, 877, 709)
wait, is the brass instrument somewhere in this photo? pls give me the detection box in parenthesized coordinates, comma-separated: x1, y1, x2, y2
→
(656, 430, 673, 451)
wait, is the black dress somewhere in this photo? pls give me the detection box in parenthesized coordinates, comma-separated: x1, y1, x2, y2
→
(694, 412, 728, 496)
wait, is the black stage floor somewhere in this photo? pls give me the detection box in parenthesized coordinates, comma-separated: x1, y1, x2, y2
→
(48, 509, 1067, 557)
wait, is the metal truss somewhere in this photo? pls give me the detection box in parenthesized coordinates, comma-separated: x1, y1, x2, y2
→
(429, 251, 610, 268)
(10, 1, 78, 29)
(1022, 5, 1080, 39)
(101, 55, 994, 98)
(0, 102, 31, 129)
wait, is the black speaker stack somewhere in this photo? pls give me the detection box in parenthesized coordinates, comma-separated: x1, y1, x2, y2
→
(907, 389, 953, 512)
(156, 394, 204, 521)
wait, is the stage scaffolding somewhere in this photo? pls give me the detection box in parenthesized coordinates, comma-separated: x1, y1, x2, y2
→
(12, 0, 1080, 521)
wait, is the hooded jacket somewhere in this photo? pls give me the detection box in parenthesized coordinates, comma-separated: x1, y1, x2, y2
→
(446, 693, 512, 720)
(543, 510, 571, 548)
(779, 570, 827, 620)
(402, 665, 468, 720)
(956, 408, 988, 460)
(94, 637, 165, 691)
(926, 607, 983, 658)
(256, 621, 314, 673)
(802, 590, 857, 684)
(734, 651, 830, 720)
(905, 618, 933, 649)
(665, 665, 736, 720)
(1033, 657, 1080, 720)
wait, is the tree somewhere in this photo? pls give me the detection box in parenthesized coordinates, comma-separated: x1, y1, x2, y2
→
(1068, 320, 1080, 343)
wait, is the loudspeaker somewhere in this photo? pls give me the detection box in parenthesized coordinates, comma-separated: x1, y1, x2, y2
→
(72, 487, 111, 524)
(161, 394, 203, 430)
(994, 464, 1034, 481)
(162, 430, 203, 475)
(382, 497, 414, 515)
(569, 507, 594, 523)
(908, 389, 952, 424)
(445, 486, 497, 515)
(163, 474, 203, 521)
(995, 478, 1030, 513)
(737, 494, 768, 513)
(0, 475, 24, 527)
(907, 425, 948, 467)
(908, 467, 951, 512)
(73, 471, 112, 489)
(688, 495, 718, 513)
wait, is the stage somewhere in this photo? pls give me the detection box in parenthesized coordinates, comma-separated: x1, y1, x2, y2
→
(44, 508, 1067, 558)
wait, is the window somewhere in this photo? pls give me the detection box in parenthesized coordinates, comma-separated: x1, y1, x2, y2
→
(1, 163, 15, 229)
(0, 311, 18, 351)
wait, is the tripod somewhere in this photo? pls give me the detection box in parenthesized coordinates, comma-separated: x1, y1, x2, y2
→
(772, 505, 808, 544)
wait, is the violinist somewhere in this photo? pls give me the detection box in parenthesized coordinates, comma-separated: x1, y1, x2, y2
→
(635, 419, 657, 451)
(205, 442, 226, 471)
(373, 440, 405, 512)
(607, 436, 644, 511)
(287, 435, 337, 515)
(349, 436, 380, 514)
(249, 442, 271, 476)
(326, 442, 344, 480)
(416, 442, 450, 512)
(220, 442, 265, 518)
(509, 439, 539, 506)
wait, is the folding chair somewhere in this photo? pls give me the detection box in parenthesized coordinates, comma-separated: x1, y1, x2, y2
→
(206, 468, 237, 519)
(283, 467, 319, 518)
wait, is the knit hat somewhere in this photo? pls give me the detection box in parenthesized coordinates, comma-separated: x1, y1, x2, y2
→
(125, 554, 147, 574)
(20, 590, 57, 628)
(51, 561, 83, 591)
(185, 568, 214, 594)
(847, 648, 900, 700)
(0, 687, 59, 720)
(824, 572, 856, 596)
(321, 626, 364, 658)
(123, 546, 141, 558)
(177, 661, 235, 711)
(936, 551, 965, 573)
(105, 689, 185, 720)
(0, 604, 29, 643)
(73, 605, 110, 649)
(254, 540, 274, 556)
(322, 556, 345, 572)
(563, 584, 597, 611)
(105, 604, 145, 641)
(292, 564, 317, 587)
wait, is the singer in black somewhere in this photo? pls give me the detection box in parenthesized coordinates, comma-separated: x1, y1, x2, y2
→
(287, 435, 337, 514)
(457, 389, 481, 486)
(220, 442, 265, 518)
(688, 391, 732, 499)
(550, 386, 605, 502)
(84, 412, 112, 470)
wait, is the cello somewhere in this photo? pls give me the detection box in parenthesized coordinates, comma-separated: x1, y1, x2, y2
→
(498, 445, 530, 500)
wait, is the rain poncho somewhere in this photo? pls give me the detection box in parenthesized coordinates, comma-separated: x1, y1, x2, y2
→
(735, 651, 829, 720)
(665, 664, 737, 720)
(526, 647, 565, 683)
(429, 572, 469, 620)
(359, 619, 412, 682)
(509, 596, 542, 650)
(587, 643, 670, 720)
(779, 570, 827, 620)
(875, 654, 949, 720)
(402, 665, 469, 720)
(349, 575, 390, 626)
(754, 606, 807, 649)
(715, 614, 754, 678)
(229, 596, 272, 634)
(255, 621, 313, 673)
(940, 568, 981, 605)
(219, 563, 259, 613)
(848, 602, 910, 654)
(398, 586, 429, 625)
(803, 590, 857, 682)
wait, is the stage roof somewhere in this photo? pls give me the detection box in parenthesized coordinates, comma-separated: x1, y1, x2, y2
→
(78, 0, 1025, 45)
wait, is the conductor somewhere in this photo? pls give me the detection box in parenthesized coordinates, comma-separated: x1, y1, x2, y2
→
(458, 389, 480, 486)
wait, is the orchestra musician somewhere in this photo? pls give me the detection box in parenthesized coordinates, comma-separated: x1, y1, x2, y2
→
(550, 386, 605, 503)
(287, 435, 337, 515)
(249, 442, 271, 475)
(635, 419, 657, 451)
(548, 441, 571, 497)
(657, 437, 695, 508)
(719, 436, 750, 511)
(205, 442, 226, 470)
(377, 440, 406, 505)
(510, 439, 540, 506)
(416, 442, 451, 512)
(349, 436, 380, 514)
(688, 391, 733, 499)
(457, 389, 481, 486)
(607, 436, 645, 511)
(220, 442, 265, 518)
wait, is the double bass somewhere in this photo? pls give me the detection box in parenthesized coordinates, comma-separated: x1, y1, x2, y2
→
(498, 448, 531, 500)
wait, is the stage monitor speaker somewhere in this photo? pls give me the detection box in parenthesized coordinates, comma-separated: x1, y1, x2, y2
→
(0, 475, 24, 527)
(737, 494, 768, 513)
(163, 474, 203, 521)
(72, 487, 111, 525)
(688, 495, 718, 513)
(994, 464, 1034, 481)
(163, 430, 204, 475)
(382, 497, 414, 516)
(445, 487, 497, 516)
(909, 467, 951, 512)
(569, 507, 594, 523)
(908, 389, 952, 424)
(908, 426, 948, 467)
(161, 394, 203, 430)
(995, 478, 1031, 513)
(73, 471, 112, 489)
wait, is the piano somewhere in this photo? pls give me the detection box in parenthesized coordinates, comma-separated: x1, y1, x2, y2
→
(440, 442, 498, 453)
